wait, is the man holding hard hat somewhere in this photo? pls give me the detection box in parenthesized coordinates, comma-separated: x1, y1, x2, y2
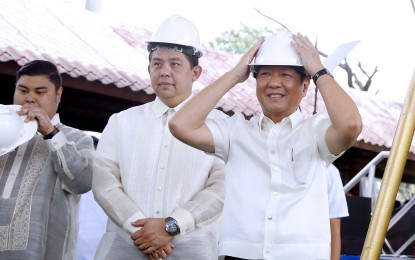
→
(0, 60, 95, 260)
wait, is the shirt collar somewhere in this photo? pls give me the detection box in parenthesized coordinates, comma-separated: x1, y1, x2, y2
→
(51, 114, 61, 125)
(259, 108, 303, 131)
(289, 108, 303, 129)
(152, 95, 193, 119)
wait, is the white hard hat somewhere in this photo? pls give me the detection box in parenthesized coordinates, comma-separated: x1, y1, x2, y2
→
(0, 105, 37, 156)
(147, 15, 203, 57)
(250, 29, 303, 69)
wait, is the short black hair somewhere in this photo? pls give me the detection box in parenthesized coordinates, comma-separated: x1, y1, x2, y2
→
(16, 60, 62, 90)
(147, 43, 199, 68)
(252, 65, 309, 83)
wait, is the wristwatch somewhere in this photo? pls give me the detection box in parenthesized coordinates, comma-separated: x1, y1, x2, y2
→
(312, 68, 334, 85)
(165, 217, 180, 236)
(43, 125, 60, 140)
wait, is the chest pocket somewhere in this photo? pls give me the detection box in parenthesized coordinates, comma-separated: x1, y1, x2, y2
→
(286, 141, 314, 188)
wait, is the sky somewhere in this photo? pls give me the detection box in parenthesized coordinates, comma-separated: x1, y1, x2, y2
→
(82, 0, 415, 103)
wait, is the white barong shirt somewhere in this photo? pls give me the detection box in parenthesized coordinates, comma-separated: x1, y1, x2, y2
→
(205, 109, 342, 260)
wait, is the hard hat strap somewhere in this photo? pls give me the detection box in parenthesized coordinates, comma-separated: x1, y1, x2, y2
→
(148, 42, 201, 57)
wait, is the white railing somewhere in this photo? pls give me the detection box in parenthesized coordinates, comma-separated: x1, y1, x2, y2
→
(343, 150, 415, 257)
(344, 151, 390, 195)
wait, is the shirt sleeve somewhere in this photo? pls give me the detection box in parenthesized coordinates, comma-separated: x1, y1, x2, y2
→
(204, 113, 241, 162)
(171, 110, 228, 235)
(313, 113, 344, 165)
(92, 114, 146, 234)
(92, 156, 146, 234)
(45, 124, 94, 194)
(327, 165, 349, 218)
(170, 156, 226, 235)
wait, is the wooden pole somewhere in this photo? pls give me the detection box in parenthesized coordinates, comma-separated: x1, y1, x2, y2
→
(361, 68, 415, 259)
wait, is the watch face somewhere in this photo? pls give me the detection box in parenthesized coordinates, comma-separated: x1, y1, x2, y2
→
(165, 217, 180, 236)
(168, 224, 178, 233)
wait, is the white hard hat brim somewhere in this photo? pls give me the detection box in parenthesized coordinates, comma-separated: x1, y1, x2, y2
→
(0, 104, 38, 156)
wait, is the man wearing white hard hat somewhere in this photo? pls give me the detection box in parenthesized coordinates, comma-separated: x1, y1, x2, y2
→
(93, 15, 227, 260)
(170, 29, 362, 260)
(0, 60, 95, 260)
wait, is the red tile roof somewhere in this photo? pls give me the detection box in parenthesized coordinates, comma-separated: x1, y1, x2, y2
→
(0, 0, 414, 154)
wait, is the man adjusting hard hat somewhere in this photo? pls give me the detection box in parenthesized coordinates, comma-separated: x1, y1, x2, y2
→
(169, 28, 362, 259)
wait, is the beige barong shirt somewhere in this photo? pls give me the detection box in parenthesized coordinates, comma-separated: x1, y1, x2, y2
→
(93, 97, 227, 260)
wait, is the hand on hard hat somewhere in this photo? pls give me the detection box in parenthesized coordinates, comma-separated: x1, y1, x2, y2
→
(17, 104, 55, 136)
(291, 32, 325, 77)
(230, 37, 265, 84)
(0, 105, 37, 156)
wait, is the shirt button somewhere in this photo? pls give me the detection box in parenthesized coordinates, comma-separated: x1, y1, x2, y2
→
(10, 172, 16, 176)
(265, 250, 270, 255)
(155, 211, 160, 215)
(267, 216, 272, 220)
(273, 192, 278, 196)
(163, 144, 168, 148)
(158, 187, 163, 191)
(160, 165, 165, 169)
(270, 150, 275, 154)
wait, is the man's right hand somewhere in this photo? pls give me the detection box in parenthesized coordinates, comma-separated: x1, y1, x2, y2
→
(230, 36, 265, 84)
(131, 218, 173, 253)
(131, 218, 175, 257)
(146, 243, 175, 260)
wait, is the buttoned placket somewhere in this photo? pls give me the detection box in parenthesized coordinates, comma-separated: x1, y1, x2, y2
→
(2, 142, 28, 199)
(263, 123, 282, 258)
(153, 108, 175, 217)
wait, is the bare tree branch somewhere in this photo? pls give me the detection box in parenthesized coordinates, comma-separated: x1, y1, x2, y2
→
(253, 6, 291, 32)
(358, 63, 378, 91)
(340, 60, 357, 89)
(316, 45, 378, 91)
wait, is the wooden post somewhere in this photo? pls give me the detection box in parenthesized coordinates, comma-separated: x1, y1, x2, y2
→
(361, 68, 415, 259)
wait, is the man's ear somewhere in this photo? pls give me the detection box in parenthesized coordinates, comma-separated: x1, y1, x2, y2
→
(301, 77, 310, 96)
(56, 86, 63, 103)
(192, 65, 202, 81)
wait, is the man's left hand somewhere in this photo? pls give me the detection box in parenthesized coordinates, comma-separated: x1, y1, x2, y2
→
(131, 218, 173, 255)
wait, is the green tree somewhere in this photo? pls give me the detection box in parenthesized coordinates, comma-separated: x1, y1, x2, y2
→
(208, 24, 273, 55)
